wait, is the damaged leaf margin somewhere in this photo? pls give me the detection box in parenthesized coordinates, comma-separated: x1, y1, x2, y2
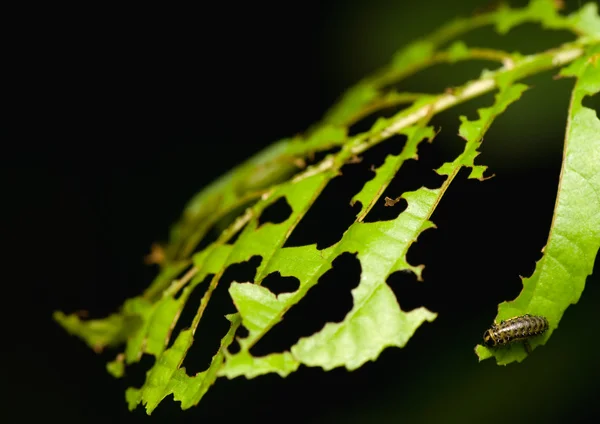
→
(476, 45, 600, 365)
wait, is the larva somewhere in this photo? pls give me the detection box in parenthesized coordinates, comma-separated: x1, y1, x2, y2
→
(483, 314, 549, 349)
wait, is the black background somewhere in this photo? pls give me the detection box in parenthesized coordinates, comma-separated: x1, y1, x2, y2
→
(5, 1, 599, 423)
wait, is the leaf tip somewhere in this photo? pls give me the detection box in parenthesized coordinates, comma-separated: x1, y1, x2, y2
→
(475, 344, 492, 361)
(107, 353, 125, 378)
(125, 387, 141, 412)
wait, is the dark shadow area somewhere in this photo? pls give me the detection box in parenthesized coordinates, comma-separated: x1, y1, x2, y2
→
(250, 252, 361, 356)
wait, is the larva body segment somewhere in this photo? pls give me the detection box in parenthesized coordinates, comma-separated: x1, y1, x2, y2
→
(483, 314, 549, 348)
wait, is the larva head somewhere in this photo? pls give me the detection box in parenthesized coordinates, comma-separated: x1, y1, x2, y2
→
(483, 329, 497, 347)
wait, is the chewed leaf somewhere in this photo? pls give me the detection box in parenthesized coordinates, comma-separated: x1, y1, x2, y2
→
(289, 216, 439, 370)
(217, 125, 438, 376)
(292, 304, 435, 371)
(352, 125, 436, 219)
(127, 172, 335, 412)
(437, 83, 529, 180)
(53, 310, 142, 353)
(476, 46, 600, 365)
(288, 84, 528, 369)
(494, 0, 600, 36)
(126, 321, 237, 413)
(53, 0, 599, 414)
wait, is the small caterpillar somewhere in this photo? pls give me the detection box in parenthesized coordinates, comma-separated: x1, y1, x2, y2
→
(483, 314, 549, 351)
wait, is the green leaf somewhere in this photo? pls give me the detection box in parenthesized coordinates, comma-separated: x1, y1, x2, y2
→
(476, 46, 600, 364)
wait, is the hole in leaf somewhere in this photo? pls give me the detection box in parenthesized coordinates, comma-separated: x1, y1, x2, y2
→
(360, 133, 407, 168)
(227, 325, 250, 355)
(127, 354, 156, 389)
(582, 93, 598, 114)
(364, 196, 409, 222)
(168, 273, 214, 348)
(261, 271, 300, 295)
(237, 324, 249, 338)
(363, 140, 447, 223)
(399, 171, 511, 319)
(477, 73, 569, 171)
(220, 255, 262, 286)
(228, 339, 240, 355)
(180, 255, 261, 374)
(250, 252, 361, 356)
(258, 196, 293, 227)
(284, 161, 373, 249)
(386, 270, 433, 313)
(403, 159, 563, 326)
